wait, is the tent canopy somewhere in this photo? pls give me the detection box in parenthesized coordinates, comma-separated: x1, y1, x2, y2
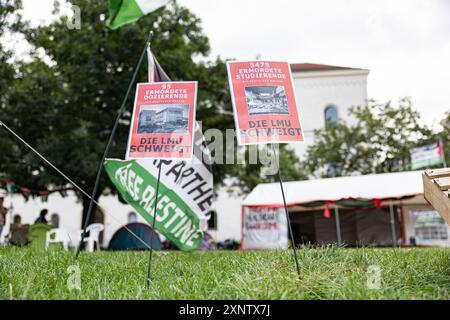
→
(109, 223, 162, 251)
(243, 170, 424, 207)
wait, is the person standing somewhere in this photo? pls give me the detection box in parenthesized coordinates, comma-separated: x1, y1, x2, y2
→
(34, 209, 49, 224)
(0, 189, 8, 239)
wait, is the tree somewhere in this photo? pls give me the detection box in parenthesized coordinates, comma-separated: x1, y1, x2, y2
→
(1, 0, 305, 226)
(0, 0, 22, 175)
(1, 0, 235, 226)
(438, 111, 450, 165)
(304, 98, 434, 178)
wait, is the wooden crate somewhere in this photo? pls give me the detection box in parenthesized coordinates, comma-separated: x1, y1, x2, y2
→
(422, 168, 450, 225)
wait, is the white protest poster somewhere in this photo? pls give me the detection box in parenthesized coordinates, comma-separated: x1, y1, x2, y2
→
(242, 206, 288, 249)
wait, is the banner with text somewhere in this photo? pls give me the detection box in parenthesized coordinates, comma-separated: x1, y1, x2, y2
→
(126, 81, 197, 160)
(242, 206, 288, 249)
(105, 155, 212, 252)
(227, 61, 304, 145)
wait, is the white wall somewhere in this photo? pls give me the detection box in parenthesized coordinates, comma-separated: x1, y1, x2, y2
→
(0, 192, 149, 247)
(289, 69, 369, 158)
(1, 190, 219, 246)
(210, 186, 244, 242)
(1, 193, 82, 245)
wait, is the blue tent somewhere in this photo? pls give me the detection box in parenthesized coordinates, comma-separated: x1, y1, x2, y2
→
(109, 223, 162, 251)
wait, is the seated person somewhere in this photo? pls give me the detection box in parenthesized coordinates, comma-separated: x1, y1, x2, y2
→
(34, 209, 48, 224)
(9, 215, 29, 246)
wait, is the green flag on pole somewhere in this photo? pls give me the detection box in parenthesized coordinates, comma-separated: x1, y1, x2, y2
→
(106, 0, 170, 29)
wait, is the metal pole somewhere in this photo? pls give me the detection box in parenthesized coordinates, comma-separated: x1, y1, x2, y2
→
(76, 31, 154, 258)
(334, 205, 342, 245)
(147, 162, 162, 288)
(389, 201, 397, 247)
(271, 144, 301, 278)
(439, 139, 447, 168)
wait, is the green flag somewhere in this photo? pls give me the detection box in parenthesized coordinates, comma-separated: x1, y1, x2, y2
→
(410, 141, 445, 170)
(106, 0, 170, 29)
(104, 159, 207, 251)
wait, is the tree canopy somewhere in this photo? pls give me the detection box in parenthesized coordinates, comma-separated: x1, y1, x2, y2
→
(0, 0, 304, 224)
(304, 98, 440, 178)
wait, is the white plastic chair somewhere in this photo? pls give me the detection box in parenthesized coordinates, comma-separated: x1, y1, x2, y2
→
(79, 223, 104, 252)
(46, 229, 71, 251)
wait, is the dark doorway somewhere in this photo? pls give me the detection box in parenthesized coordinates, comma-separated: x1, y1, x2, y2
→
(288, 207, 400, 247)
(289, 212, 316, 246)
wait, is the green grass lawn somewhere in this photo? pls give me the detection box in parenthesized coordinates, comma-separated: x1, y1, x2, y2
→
(0, 246, 448, 300)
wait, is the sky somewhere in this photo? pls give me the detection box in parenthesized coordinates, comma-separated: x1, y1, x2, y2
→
(18, 0, 450, 127)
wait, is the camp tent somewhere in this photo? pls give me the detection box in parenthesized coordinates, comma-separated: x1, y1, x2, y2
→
(109, 223, 162, 251)
(241, 170, 446, 249)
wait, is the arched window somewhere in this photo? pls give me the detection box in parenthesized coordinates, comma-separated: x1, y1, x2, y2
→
(207, 210, 217, 230)
(50, 213, 59, 228)
(324, 105, 338, 126)
(128, 212, 138, 224)
(13, 214, 22, 225)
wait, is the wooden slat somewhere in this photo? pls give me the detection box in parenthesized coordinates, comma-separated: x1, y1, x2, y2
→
(422, 172, 450, 225)
(434, 177, 450, 190)
(424, 168, 450, 178)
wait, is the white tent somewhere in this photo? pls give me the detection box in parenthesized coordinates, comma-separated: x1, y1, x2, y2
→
(241, 171, 427, 249)
(243, 170, 424, 207)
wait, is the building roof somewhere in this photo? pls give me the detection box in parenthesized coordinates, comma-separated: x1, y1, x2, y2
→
(290, 63, 367, 73)
(243, 171, 424, 207)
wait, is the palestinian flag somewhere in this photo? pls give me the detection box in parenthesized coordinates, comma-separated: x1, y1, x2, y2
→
(106, 0, 170, 29)
(410, 141, 446, 170)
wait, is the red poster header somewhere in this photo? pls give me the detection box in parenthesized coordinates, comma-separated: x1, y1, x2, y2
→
(126, 82, 197, 160)
(227, 61, 304, 145)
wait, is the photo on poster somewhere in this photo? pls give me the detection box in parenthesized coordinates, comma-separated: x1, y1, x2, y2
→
(245, 85, 289, 116)
(137, 104, 189, 134)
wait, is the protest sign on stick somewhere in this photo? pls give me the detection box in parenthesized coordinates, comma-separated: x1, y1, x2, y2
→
(227, 60, 303, 277)
(126, 81, 197, 160)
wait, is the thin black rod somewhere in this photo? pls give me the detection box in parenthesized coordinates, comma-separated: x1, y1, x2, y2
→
(147, 162, 162, 288)
(334, 205, 342, 245)
(271, 144, 301, 277)
(76, 32, 154, 258)
(389, 201, 397, 247)
(440, 138, 447, 168)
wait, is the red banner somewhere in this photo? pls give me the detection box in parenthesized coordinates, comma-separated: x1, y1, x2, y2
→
(126, 82, 197, 160)
(227, 61, 304, 145)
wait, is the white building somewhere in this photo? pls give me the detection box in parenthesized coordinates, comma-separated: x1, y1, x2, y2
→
(289, 63, 369, 157)
(0, 192, 150, 247)
(155, 106, 183, 123)
(0, 63, 371, 247)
